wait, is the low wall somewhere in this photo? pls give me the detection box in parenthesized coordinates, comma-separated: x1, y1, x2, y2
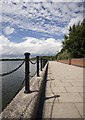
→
(0, 63, 48, 119)
(58, 58, 85, 67)
(71, 58, 85, 67)
(58, 59, 70, 64)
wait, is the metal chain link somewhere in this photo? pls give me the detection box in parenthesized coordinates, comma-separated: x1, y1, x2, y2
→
(29, 70, 37, 77)
(0, 61, 25, 77)
(29, 63, 43, 78)
(29, 59, 37, 64)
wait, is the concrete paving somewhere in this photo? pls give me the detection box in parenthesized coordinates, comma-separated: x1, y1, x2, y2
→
(42, 61, 84, 119)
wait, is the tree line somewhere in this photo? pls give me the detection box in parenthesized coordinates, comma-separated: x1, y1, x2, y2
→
(57, 19, 85, 60)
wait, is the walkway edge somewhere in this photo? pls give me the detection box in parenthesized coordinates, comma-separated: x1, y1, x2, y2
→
(31, 62, 49, 118)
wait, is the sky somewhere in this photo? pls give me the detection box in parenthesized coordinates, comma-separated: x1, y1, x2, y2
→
(0, 0, 84, 58)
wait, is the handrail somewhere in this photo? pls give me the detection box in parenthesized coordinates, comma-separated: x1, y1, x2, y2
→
(0, 53, 48, 94)
(24, 53, 48, 93)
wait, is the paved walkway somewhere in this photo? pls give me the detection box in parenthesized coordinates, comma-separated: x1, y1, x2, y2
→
(42, 61, 84, 119)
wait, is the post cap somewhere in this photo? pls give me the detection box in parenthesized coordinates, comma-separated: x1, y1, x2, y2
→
(24, 52, 30, 57)
(37, 56, 39, 58)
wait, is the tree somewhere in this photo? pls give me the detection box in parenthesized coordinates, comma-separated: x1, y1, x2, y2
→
(60, 19, 85, 59)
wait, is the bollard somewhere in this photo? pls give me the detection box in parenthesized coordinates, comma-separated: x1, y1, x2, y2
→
(37, 56, 39, 77)
(24, 52, 30, 94)
(41, 58, 43, 71)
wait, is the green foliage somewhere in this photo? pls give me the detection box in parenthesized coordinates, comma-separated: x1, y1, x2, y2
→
(41, 56, 57, 61)
(57, 19, 85, 59)
(57, 50, 69, 60)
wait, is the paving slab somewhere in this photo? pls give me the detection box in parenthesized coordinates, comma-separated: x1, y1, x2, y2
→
(55, 82, 72, 87)
(52, 103, 82, 118)
(42, 61, 84, 119)
(43, 102, 81, 118)
(75, 103, 83, 118)
(65, 87, 83, 93)
(52, 86, 67, 93)
(57, 93, 83, 103)
(79, 92, 85, 99)
(71, 81, 83, 87)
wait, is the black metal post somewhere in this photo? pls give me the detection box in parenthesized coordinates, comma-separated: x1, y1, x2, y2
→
(44, 59, 45, 67)
(43, 59, 48, 68)
(24, 52, 30, 94)
(37, 56, 39, 77)
(44, 59, 46, 66)
(41, 58, 42, 71)
(46, 59, 48, 64)
(42, 59, 44, 68)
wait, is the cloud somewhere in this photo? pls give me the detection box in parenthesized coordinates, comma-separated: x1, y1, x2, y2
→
(2, 0, 84, 3)
(0, 36, 62, 58)
(0, 1, 83, 58)
(62, 14, 83, 35)
(3, 26, 15, 35)
(68, 14, 83, 28)
(1, 2, 83, 36)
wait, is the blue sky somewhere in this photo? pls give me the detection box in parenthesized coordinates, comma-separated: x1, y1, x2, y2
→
(0, 0, 84, 58)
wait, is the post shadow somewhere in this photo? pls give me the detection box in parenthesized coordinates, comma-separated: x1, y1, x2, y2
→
(34, 64, 59, 119)
(34, 64, 48, 119)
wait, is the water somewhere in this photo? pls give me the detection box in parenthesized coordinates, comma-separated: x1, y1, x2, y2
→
(0, 60, 37, 112)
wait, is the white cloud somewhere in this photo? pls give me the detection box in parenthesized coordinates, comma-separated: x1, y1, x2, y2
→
(0, 36, 62, 57)
(3, 26, 15, 35)
(61, 12, 83, 35)
(2, 0, 84, 3)
(0, 1, 83, 59)
(52, 0, 84, 2)
(1, 2, 83, 36)
(68, 15, 83, 28)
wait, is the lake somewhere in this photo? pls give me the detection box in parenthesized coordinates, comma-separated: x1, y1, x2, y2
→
(0, 60, 37, 112)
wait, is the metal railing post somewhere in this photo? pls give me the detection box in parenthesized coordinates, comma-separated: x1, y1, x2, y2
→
(45, 59, 46, 65)
(41, 58, 43, 71)
(44, 59, 45, 67)
(42, 58, 44, 68)
(42, 59, 48, 68)
(24, 52, 30, 93)
(37, 56, 39, 77)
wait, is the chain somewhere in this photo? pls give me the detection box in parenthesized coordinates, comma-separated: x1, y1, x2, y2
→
(29, 59, 37, 64)
(29, 70, 37, 78)
(0, 61, 24, 77)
